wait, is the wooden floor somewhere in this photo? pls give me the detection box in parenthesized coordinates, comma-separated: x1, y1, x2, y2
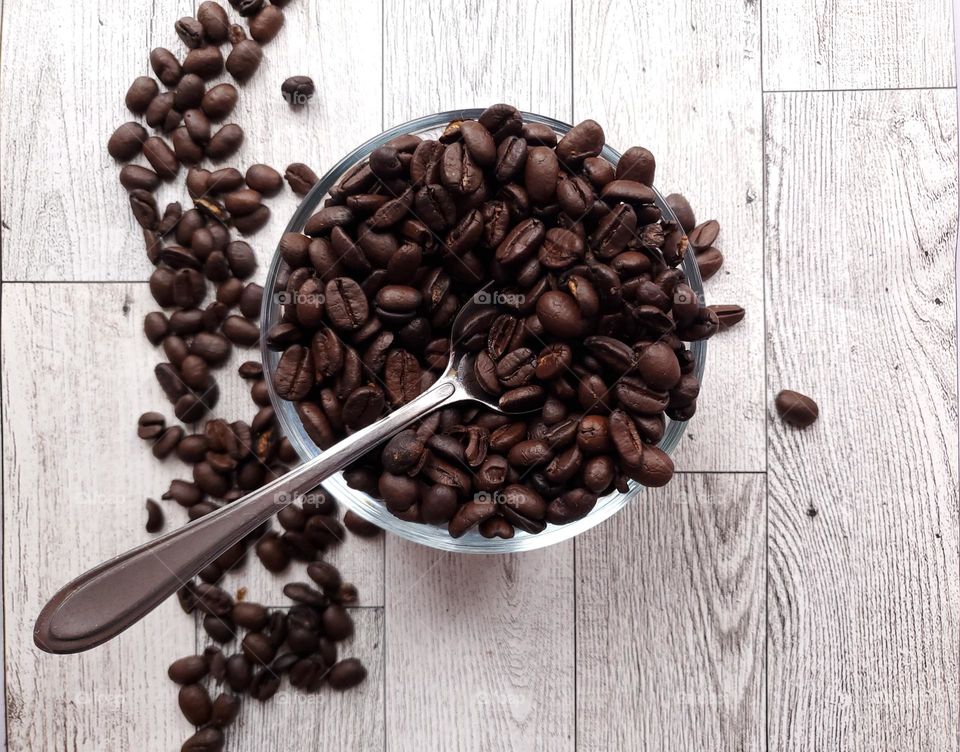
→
(1, 0, 958, 750)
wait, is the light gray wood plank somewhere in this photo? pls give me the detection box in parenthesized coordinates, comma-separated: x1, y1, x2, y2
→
(573, 0, 765, 472)
(765, 89, 960, 750)
(0, 0, 193, 281)
(762, 0, 955, 91)
(381, 4, 575, 750)
(385, 540, 574, 752)
(383, 0, 572, 123)
(2, 283, 195, 750)
(576, 473, 765, 751)
(223, 608, 384, 752)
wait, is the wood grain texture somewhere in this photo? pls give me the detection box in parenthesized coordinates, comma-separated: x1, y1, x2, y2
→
(383, 0, 573, 123)
(385, 540, 575, 752)
(0, 0, 193, 281)
(576, 473, 765, 752)
(574, 0, 766, 472)
(2, 283, 196, 750)
(765, 89, 960, 750)
(762, 0, 956, 91)
(223, 608, 384, 752)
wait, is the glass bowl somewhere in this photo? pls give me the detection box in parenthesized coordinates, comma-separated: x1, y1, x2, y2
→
(261, 109, 707, 554)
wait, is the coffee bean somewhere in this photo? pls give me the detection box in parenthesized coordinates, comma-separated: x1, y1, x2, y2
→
(245, 163, 283, 195)
(226, 39, 263, 80)
(285, 162, 318, 195)
(525, 146, 559, 204)
(556, 119, 604, 165)
(169, 654, 208, 684)
(179, 683, 212, 725)
(206, 124, 244, 160)
(150, 47, 182, 87)
(616, 146, 656, 185)
(142, 136, 179, 180)
(281, 75, 314, 105)
(198, 1, 230, 42)
(344, 510, 381, 538)
(665, 192, 696, 232)
(107, 122, 147, 161)
(241, 5, 279, 41)
(210, 693, 240, 727)
(692, 246, 723, 281)
(201, 83, 239, 120)
(775, 389, 819, 428)
(275, 345, 314, 400)
(119, 164, 161, 193)
(181, 727, 224, 752)
(709, 304, 745, 331)
(327, 658, 367, 690)
(125, 76, 159, 114)
(521, 121, 558, 147)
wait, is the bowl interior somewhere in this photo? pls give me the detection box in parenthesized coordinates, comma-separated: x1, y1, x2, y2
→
(261, 109, 706, 553)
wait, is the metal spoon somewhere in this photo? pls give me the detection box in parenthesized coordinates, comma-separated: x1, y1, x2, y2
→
(35, 285, 515, 654)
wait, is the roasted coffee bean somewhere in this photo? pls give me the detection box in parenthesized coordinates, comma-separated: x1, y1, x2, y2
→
(325, 277, 369, 330)
(198, 1, 230, 42)
(125, 76, 159, 114)
(179, 683, 212, 725)
(144, 498, 164, 533)
(275, 345, 314, 400)
(245, 163, 283, 195)
(150, 47, 182, 87)
(285, 162, 319, 195)
(709, 304, 745, 331)
(775, 389, 819, 428)
(153, 426, 183, 459)
(210, 693, 240, 727)
(448, 500, 496, 538)
(327, 658, 367, 690)
(665, 192, 696, 232)
(181, 727, 224, 752)
(119, 164, 161, 192)
(142, 136, 179, 179)
(616, 146, 656, 185)
(546, 488, 598, 524)
(183, 109, 211, 144)
(201, 83, 239, 120)
(689, 219, 720, 249)
(248, 4, 284, 42)
(226, 240, 257, 278)
(183, 45, 225, 80)
(107, 122, 148, 161)
(556, 119, 604, 164)
(226, 38, 263, 80)
(281, 75, 314, 105)
(525, 146, 559, 204)
(344, 510, 381, 537)
(206, 124, 244, 160)
(169, 655, 208, 684)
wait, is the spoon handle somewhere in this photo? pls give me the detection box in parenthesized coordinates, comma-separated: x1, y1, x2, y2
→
(34, 378, 459, 654)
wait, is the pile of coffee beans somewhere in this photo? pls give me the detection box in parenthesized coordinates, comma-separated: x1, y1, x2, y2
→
(109, 1, 380, 749)
(170, 573, 365, 749)
(266, 104, 735, 539)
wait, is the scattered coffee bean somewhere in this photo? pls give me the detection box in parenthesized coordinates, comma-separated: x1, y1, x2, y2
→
(775, 389, 819, 428)
(281, 76, 314, 105)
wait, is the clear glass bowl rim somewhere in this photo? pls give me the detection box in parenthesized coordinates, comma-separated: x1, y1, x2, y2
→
(261, 108, 707, 554)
